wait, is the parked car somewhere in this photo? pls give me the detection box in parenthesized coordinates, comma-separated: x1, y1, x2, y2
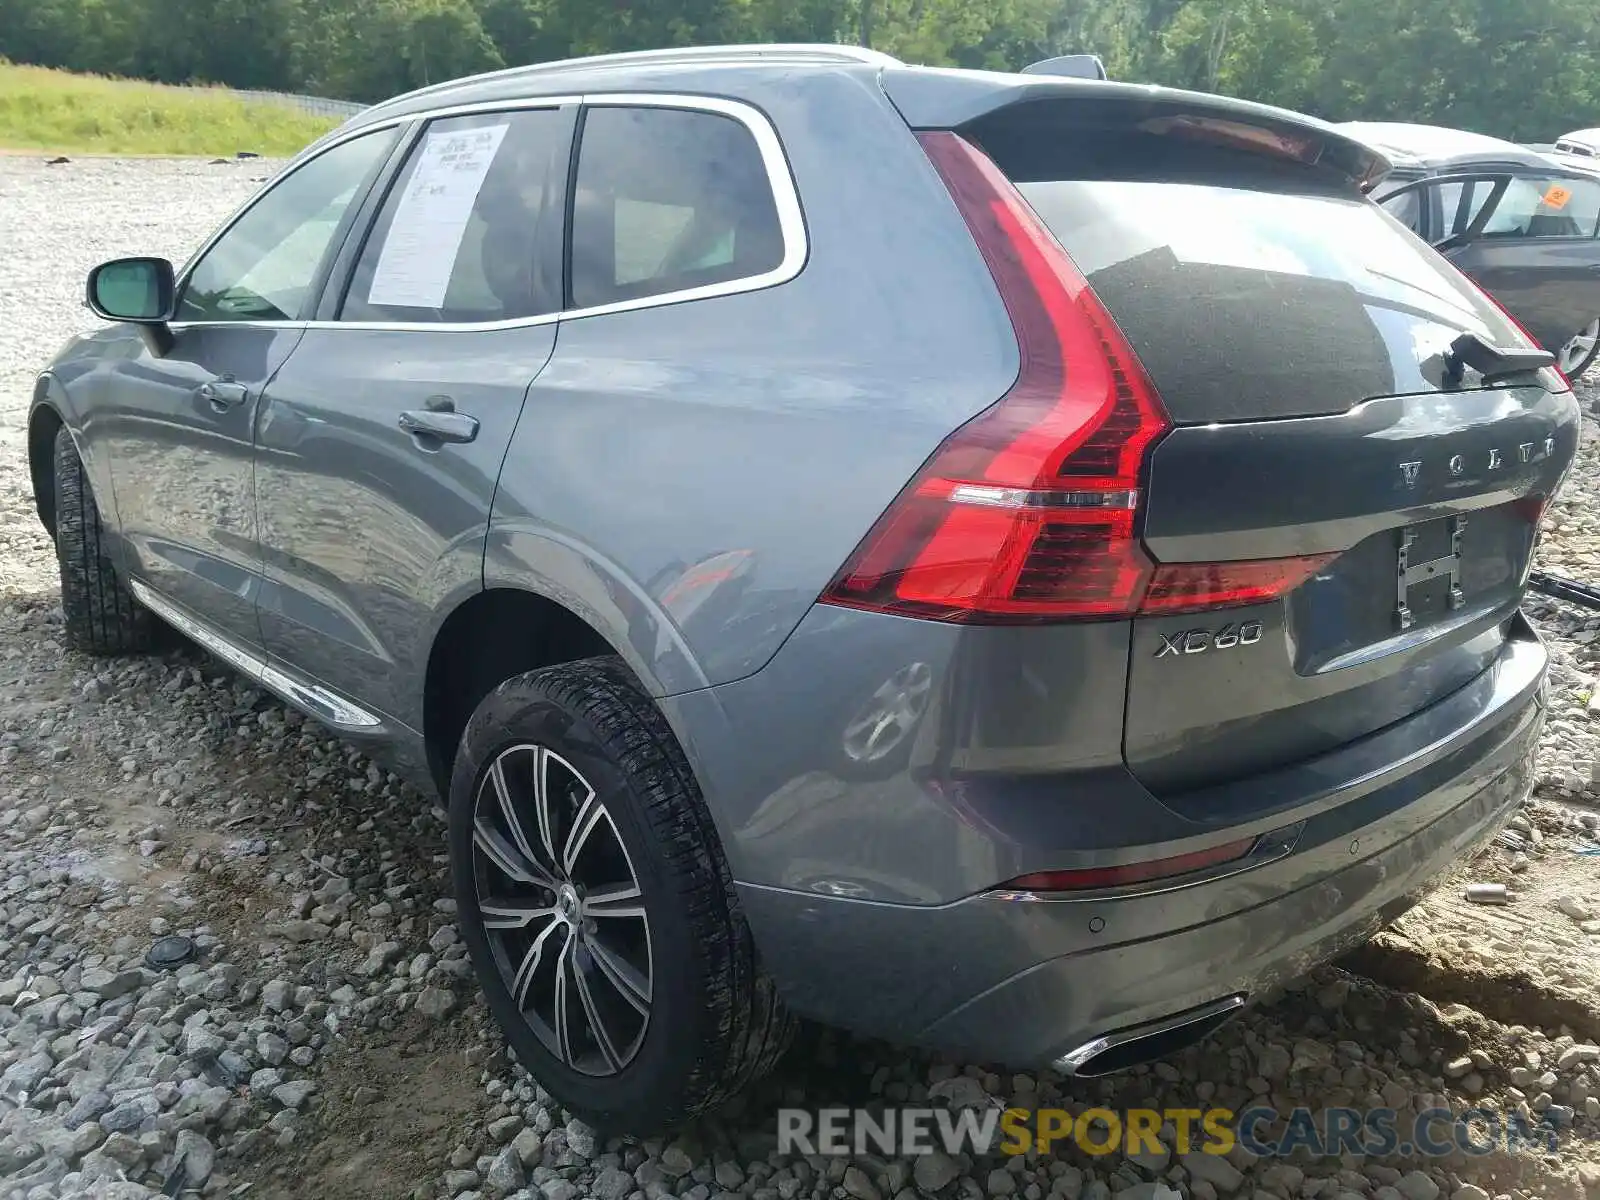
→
(1342, 121, 1600, 378)
(1554, 127, 1600, 159)
(31, 46, 1577, 1132)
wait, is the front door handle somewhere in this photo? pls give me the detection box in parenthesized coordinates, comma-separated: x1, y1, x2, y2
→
(398, 407, 479, 446)
(197, 376, 250, 411)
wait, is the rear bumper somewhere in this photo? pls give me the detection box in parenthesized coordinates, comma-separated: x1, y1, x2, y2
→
(724, 616, 1545, 1065)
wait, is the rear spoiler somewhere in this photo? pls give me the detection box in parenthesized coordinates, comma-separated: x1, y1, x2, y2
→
(881, 68, 1392, 190)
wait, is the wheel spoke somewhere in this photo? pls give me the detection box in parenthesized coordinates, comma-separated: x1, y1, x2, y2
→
(480, 899, 559, 931)
(508, 919, 563, 1009)
(572, 945, 623, 1073)
(490, 755, 551, 878)
(563, 789, 604, 876)
(531, 747, 560, 870)
(474, 821, 543, 886)
(476, 740, 651, 1076)
(553, 934, 576, 1065)
(587, 933, 651, 1013)
(583, 881, 645, 920)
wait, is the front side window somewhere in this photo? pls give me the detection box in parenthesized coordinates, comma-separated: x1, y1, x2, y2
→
(569, 105, 784, 310)
(178, 130, 396, 323)
(341, 108, 569, 324)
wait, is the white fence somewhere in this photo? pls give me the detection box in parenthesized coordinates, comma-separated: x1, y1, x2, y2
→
(221, 89, 368, 120)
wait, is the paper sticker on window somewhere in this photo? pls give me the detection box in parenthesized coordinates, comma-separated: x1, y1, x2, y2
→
(368, 124, 510, 309)
(1542, 184, 1573, 210)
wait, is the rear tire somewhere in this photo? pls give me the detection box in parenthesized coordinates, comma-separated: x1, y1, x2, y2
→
(448, 656, 794, 1133)
(52, 427, 158, 656)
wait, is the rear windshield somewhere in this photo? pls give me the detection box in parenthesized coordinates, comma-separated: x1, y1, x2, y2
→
(1013, 179, 1521, 422)
(965, 115, 1522, 423)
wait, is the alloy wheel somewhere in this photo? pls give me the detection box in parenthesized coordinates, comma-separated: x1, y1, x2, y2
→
(1559, 317, 1600, 376)
(471, 744, 652, 1076)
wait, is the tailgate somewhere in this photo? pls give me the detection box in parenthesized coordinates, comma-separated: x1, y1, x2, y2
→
(948, 91, 1580, 797)
(1128, 385, 1573, 794)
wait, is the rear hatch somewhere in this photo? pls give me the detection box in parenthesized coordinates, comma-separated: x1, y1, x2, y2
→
(932, 91, 1579, 798)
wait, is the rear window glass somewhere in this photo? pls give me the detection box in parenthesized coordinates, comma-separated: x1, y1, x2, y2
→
(569, 106, 784, 310)
(1009, 177, 1524, 422)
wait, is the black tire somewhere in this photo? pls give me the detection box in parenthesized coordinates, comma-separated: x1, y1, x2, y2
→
(52, 427, 159, 656)
(449, 656, 794, 1133)
(1560, 317, 1600, 383)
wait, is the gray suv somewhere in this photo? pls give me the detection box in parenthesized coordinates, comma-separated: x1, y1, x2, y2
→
(27, 44, 1579, 1132)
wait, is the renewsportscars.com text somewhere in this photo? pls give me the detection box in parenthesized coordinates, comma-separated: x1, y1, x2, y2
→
(777, 1106, 1566, 1159)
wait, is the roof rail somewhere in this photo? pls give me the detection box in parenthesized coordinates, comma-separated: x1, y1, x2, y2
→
(382, 43, 902, 109)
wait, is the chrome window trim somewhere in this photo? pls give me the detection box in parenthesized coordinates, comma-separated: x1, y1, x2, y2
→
(383, 43, 898, 108)
(166, 91, 807, 337)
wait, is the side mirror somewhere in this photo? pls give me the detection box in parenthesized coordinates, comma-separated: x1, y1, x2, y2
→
(86, 257, 175, 323)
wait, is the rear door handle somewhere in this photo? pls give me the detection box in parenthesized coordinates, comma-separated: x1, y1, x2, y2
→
(197, 377, 251, 411)
(398, 407, 479, 445)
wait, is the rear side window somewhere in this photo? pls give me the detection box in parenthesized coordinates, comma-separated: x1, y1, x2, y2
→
(569, 106, 784, 310)
(341, 108, 568, 324)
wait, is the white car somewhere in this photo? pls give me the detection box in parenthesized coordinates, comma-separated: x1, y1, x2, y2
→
(1554, 127, 1600, 159)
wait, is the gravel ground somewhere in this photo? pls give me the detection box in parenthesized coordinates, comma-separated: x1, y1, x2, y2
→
(5, 154, 1600, 1200)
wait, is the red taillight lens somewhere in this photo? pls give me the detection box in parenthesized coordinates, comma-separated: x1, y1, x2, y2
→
(1142, 554, 1338, 616)
(999, 835, 1257, 893)
(820, 131, 1328, 623)
(820, 131, 1169, 623)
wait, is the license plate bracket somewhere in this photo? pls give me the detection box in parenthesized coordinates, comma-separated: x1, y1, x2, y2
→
(1395, 515, 1467, 631)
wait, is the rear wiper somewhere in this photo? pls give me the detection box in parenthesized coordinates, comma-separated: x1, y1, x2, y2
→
(1444, 331, 1555, 384)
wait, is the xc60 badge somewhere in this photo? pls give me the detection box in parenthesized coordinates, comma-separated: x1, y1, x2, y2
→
(1155, 621, 1264, 658)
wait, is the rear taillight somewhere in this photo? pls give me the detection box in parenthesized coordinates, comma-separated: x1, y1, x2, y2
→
(819, 131, 1329, 623)
(1142, 555, 1338, 616)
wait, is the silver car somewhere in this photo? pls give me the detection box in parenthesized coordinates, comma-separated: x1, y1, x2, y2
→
(28, 46, 1576, 1131)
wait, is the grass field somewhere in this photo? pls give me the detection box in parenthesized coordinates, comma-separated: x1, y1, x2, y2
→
(0, 62, 340, 156)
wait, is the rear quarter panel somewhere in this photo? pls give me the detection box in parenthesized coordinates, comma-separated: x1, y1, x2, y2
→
(484, 69, 1020, 695)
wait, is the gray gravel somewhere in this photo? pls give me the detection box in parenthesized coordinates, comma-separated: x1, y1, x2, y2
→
(5, 154, 1600, 1200)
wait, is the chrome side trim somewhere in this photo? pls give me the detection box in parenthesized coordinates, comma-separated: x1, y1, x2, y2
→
(1053, 994, 1248, 1076)
(258, 660, 384, 729)
(1315, 598, 1505, 674)
(128, 579, 260, 679)
(166, 92, 807, 337)
(127, 580, 383, 730)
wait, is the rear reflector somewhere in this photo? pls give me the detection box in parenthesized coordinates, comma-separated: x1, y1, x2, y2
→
(818, 131, 1330, 623)
(999, 835, 1257, 892)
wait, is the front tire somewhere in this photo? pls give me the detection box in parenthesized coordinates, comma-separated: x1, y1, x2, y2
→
(51, 427, 158, 656)
(448, 656, 793, 1133)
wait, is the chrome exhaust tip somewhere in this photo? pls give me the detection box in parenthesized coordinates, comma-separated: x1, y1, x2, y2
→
(1054, 993, 1248, 1077)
